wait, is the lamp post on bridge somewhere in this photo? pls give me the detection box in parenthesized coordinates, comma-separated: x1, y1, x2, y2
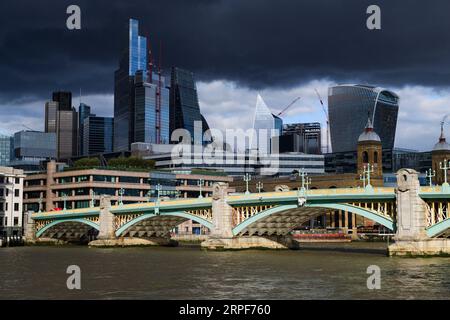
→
(426, 168, 436, 187)
(360, 173, 366, 188)
(90, 190, 96, 208)
(154, 183, 162, 215)
(118, 188, 125, 206)
(38, 195, 43, 213)
(63, 195, 67, 211)
(439, 159, 449, 186)
(298, 169, 308, 194)
(256, 181, 263, 194)
(198, 179, 204, 198)
(363, 164, 374, 188)
(244, 173, 252, 195)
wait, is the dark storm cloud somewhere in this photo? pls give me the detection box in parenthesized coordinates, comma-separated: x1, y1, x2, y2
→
(1, 0, 450, 103)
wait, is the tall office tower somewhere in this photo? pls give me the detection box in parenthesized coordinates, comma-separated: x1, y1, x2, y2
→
(114, 18, 148, 151)
(56, 108, 78, 159)
(134, 71, 170, 144)
(281, 122, 322, 154)
(78, 103, 94, 155)
(0, 134, 13, 166)
(45, 101, 58, 133)
(83, 117, 114, 155)
(328, 84, 399, 153)
(169, 67, 210, 144)
(251, 94, 283, 154)
(44, 95, 78, 160)
(52, 91, 72, 111)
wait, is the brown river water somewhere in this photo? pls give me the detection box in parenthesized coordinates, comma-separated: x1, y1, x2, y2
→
(0, 242, 448, 299)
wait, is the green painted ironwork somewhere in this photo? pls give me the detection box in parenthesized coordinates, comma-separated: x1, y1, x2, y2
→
(426, 218, 450, 238)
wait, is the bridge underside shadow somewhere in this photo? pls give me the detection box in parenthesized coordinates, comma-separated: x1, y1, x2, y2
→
(120, 216, 189, 238)
(39, 221, 99, 242)
(235, 207, 327, 237)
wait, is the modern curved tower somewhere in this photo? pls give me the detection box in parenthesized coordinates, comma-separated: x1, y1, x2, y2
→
(328, 84, 399, 153)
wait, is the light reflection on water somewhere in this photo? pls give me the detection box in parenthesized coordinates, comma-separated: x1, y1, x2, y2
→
(0, 244, 448, 300)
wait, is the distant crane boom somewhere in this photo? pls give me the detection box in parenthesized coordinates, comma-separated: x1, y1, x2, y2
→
(277, 97, 301, 116)
(314, 88, 330, 154)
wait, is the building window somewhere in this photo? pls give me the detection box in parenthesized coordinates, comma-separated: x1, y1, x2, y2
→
(13, 217, 19, 226)
(374, 151, 378, 164)
(14, 189, 19, 197)
(362, 151, 369, 163)
(15, 178, 20, 184)
(14, 203, 19, 211)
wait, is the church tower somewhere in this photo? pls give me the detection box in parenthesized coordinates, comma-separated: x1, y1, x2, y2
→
(357, 118, 383, 181)
(431, 122, 450, 185)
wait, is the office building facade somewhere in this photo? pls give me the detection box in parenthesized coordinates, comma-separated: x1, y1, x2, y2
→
(114, 18, 148, 152)
(169, 67, 209, 144)
(134, 71, 170, 145)
(0, 167, 25, 238)
(52, 91, 72, 111)
(23, 161, 233, 212)
(281, 122, 322, 154)
(45, 96, 78, 160)
(11, 131, 56, 171)
(328, 84, 399, 153)
(78, 103, 93, 155)
(0, 134, 13, 166)
(82, 117, 114, 155)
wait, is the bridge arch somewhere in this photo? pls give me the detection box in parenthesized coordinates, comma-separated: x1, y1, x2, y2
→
(115, 211, 214, 237)
(232, 203, 395, 236)
(426, 218, 450, 238)
(36, 218, 100, 238)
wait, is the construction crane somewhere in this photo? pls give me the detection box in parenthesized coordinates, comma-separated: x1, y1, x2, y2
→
(314, 88, 330, 153)
(277, 97, 301, 117)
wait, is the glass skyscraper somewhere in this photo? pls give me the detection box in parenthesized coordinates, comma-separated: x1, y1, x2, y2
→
(83, 117, 114, 155)
(134, 71, 170, 144)
(114, 18, 148, 151)
(11, 131, 56, 171)
(78, 103, 93, 155)
(251, 94, 283, 154)
(0, 134, 13, 166)
(169, 67, 209, 144)
(328, 84, 399, 153)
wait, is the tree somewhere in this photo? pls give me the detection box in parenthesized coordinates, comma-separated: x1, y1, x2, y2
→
(74, 157, 100, 168)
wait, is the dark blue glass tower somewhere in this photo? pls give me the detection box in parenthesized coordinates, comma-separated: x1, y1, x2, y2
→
(169, 67, 210, 144)
(134, 71, 170, 144)
(83, 117, 114, 155)
(114, 18, 148, 151)
(78, 103, 94, 155)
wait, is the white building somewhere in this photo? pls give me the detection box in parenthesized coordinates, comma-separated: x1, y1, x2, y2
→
(0, 166, 25, 238)
(138, 144, 324, 177)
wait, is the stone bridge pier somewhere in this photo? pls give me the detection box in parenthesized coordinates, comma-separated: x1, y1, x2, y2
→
(201, 182, 299, 250)
(389, 169, 450, 256)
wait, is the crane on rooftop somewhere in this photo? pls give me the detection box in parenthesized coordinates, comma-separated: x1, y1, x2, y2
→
(277, 97, 301, 117)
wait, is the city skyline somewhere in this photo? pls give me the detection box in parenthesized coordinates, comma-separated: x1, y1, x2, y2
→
(0, 1, 450, 151)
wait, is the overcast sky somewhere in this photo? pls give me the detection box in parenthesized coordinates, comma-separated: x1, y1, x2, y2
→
(0, 0, 449, 151)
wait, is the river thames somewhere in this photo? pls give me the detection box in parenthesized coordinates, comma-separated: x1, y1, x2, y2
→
(0, 243, 448, 300)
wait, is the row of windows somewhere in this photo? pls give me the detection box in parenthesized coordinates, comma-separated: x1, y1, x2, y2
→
(0, 188, 21, 197)
(0, 202, 21, 211)
(0, 177, 21, 184)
